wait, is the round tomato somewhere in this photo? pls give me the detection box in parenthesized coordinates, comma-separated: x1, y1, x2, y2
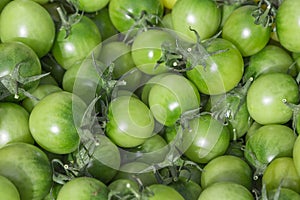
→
(131, 29, 176, 75)
(52, 15, 102, 70)
(166, 114, 230, 164)
(75, 0, 109, 13)
(276, 0, 300, 52)
(0, 41, 42, 101)
(262, 157, 300, 193)
(0, 0, 55, 57)
(292, 135, 300, 177)
(148, 73, 200, 126)
(105, 95, 155, 148)
(171, 0, 221, 41)
(186, 38, 244, 95)
(168, 177, 202, 200)
(0, 102, 34, 148)
(198, 182, 254, 200)
(222, 5, 271, 57)
(107, 178, 140, 199)
(0, 175, 20, 200)
(108, 0, 164, 33)
(29, 91, 87, 154)
(266, 188, 300, 200)
(147, 184, 185, 200)
(244, 124, 297, 178)
(201, 155, 253, 190)
(243, 45, 295, 81)
(57, 177, 108, 200)
(0, 143, 52, 200)
(246, 72, 299, 125)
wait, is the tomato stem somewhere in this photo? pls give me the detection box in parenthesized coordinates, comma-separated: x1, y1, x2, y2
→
(252, 0, 277, 27)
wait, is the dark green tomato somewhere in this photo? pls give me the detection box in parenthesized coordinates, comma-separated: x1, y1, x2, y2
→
(43, 183, 62, 200)
(22, 84, 62, 112)
(198, 182, 254, 200)
(262, 157, 300, 193)
(0, 41, 42, 101)
(83, 135, 121, 184)
(222, 5, 271, 57)
(52, 15, 102, 70)
(168, 177, 202, 200)
(106, 96, 155, 148)
(244, 45, 295, 81)
(0, 0, 11, 12)
(0, 0, 55, 57)
(246, 73, 299, 125)
(276, 0, 300, 52)
(107, 178, 140, 200)
(62, 59, 105, 104)
(88, 7, 118, 40)
(244, 124, 297, 177)
(120, 134, 169, 164)
(147, 184, 185, 200)
(0, 175, 20, 200)
(148, 73, 200, 127)
(186, 38, 244, 95)
(131, 29, 176, 75)
(29, 91, 87, 154)
(171, 0, 221, 41)
(178, 164, 202, 185)
(41, 54, 66, 87)
(201, 155, 253, 190)
(98, 40, 136, 79)
(56, 177, 108, 200)
(0, 143, 52, 200)
(265, 188, 300, 200)
(0, 102, 34, 148)
(108, 0, 164, 33)
(76, 0, 109, 12)
(113, 161, 158, 187)
(171, 114, 230, 164)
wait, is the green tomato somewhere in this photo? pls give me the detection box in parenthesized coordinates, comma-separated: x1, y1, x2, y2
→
(0, 102, 34, 148)
(76, 0, 109, 12)
(57, 177, 108, 200)
(276, 0, 300, 52)
(222, 5, 271, 57)
(0, 175, 20, 200)
(168, 177, 202, 200)
(198, 182, 254, 200)
(201, 155, 253, 190)
(262, 157, 300, 193)
(147, 184, 185, 200)
(246, 73, 299, 125)
(0, 143, 52, 200)
(29, 91, 87, 154)
(0, 0, 55, 57)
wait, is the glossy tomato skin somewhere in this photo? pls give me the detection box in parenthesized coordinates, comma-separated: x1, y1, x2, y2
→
(0, 41, 42, 101)
(246, 73, 299, 125)
(108, 0, 164, 33)
(171, 114, 230, 164)
(292, 136, 300, 178)
(201, 155, 253, 190)
(276, 0, 300, 52)
(0, 0, 55, 57)
(106, 96, 155, 148)
(76, 0, 109, 12)
(243, 45, 295, 81)
(52, 15, 102, 70)
(0, 143, 53, 200)
(0, 102, 34, 148)
(29, 91, 87, 154)
(131, 29, 175, 75)
(198, 182, 254, 200)
(0, 175, 20, 200)
(148, 73, 200, 126)
(222, 5, 271, 57)
(186, 38, 244, 95)
(147, 184, 185, 200)
(57, 177, 108, 200)
(262, 157, 300, 193)
(172, 0, 221, 41)
(244, 124, 297, 176)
